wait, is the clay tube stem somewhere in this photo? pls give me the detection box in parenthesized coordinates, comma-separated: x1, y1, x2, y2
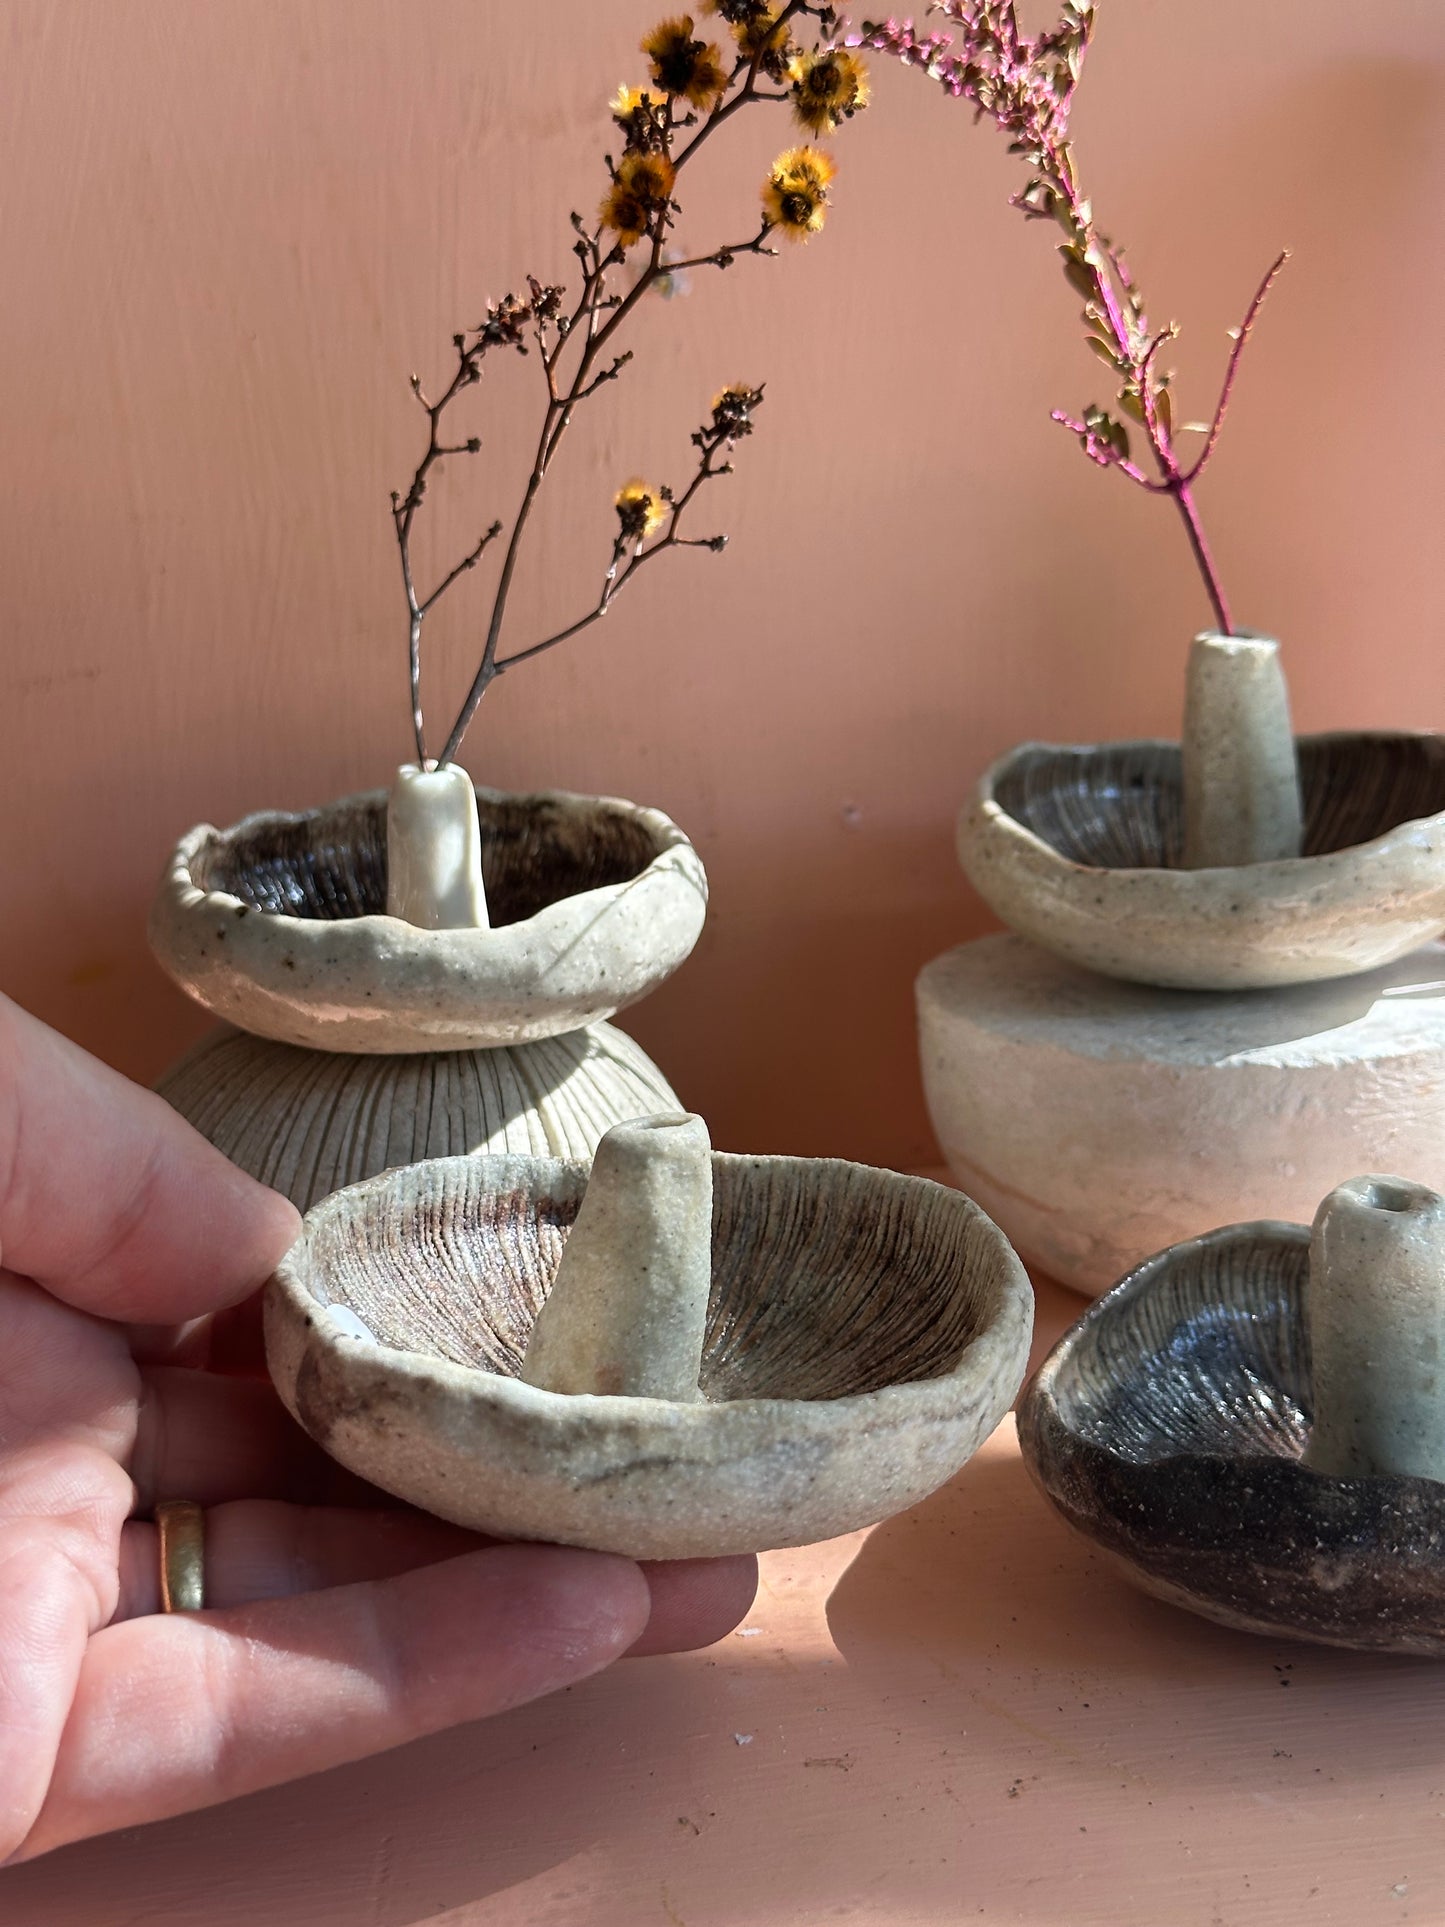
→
(520, 1114, 713, 1401)
(1304, 1175, 1445, 1481)
(1181, 632, 1303, 869)
(386, 763, 489, 929)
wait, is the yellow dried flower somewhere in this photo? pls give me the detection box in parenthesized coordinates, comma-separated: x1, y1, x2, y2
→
(610, 82, 663, 122)
(615, 479, 668, 542)
(600, 149, 677, 248)
(643, 16, 729, 107)
(710, 383, 763, 439)
(761, 146, 836, 242)
(735, 8, 793, 78)
(788, 47, 869, 133)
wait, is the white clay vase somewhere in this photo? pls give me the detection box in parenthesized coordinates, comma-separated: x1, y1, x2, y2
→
(149, 770, 709, 1207)
(266, 1115, 1034, 1559)
(957, 633, 1445, 991)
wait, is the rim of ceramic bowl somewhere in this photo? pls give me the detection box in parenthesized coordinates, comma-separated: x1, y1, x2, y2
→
(264, 1151, 1035, 1559)
(958, 730, 1445, 990)
(1019, 1221, 1445, 1653)
(148, 783, 709, 1051)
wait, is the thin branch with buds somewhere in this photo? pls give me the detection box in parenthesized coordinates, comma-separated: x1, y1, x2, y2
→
(388, 1, 858, 770)
(856, 2, 1288, 636)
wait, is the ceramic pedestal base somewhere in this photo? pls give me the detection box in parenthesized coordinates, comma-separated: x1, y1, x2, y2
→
(917, 933, 1445, 1297)
(157, 1020, 680, 1212)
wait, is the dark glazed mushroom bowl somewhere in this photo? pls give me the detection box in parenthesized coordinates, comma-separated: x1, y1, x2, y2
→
(149, 784, 708, 1051)
(1018, 1223, 1445, 1653)
(265, 1151, 1034, 1561)
(958, 732, 1445, 990)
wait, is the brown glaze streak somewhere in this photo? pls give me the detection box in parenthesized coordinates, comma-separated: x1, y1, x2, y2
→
(994, 732, 1445, 871)
(191, 790, 660, 926)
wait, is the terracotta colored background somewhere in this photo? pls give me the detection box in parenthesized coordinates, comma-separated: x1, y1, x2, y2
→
(2, 0, 1442, 1169)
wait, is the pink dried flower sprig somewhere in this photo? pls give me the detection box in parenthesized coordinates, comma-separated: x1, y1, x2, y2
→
(855, 2, 1288, 637)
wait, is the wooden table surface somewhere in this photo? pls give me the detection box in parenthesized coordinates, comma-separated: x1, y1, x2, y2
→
(4, 1276, 1443, 1926)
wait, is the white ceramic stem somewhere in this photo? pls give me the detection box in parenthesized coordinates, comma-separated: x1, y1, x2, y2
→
(1181, 632, 1303, 869)
(520, 1114, 714, 1401)
(385, 763, 489, 929)
(1304, 1175, 1445, 1481)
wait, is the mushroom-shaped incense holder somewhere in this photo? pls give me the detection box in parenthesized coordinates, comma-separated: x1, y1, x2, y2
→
(266, 1115, 1034, 1558)
(958, 637, 1445, 992)
(149, 778, 706, 1208)
(1018, 1176, 1445, 1653)
(150, 780, 707, 1049)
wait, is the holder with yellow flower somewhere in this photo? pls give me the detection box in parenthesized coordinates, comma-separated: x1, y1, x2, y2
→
(149, 2, 871, 1209)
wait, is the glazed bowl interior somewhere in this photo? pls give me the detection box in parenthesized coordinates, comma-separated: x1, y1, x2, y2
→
(306, 1154, 1002, 1402)
(995, 733, 1445, 870)
(192, 790, 660, 926)
(1052, 1227, 1312, 1463)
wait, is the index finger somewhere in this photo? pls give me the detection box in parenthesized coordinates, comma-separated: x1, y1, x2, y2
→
(0, 995, 299, 1322)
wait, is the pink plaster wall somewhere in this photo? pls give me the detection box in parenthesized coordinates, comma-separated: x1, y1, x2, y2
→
(2, 0, 1442, 1168)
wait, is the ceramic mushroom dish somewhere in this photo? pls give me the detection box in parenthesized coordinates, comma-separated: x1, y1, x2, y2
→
(150, 777, 707, 1051)
(1019, 1175, 1445, 1653)
(959, 638, 1445, 992)
(266, 1114, 1034, 1559)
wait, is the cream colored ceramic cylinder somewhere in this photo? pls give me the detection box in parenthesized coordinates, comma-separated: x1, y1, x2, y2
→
(1181, 632, 1303, 868)
(918, 934, 1445, 1298)
(1305, 1175, 1445, 1480)
(521, 1114, 713, 1401)
(386, 762, 489, 928)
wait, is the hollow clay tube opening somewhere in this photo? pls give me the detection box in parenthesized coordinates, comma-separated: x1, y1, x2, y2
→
(386, 763, 490, 929)
(1304, 1173, 1445, 1481)
(1181, 632, 1303, 869)
(520, 1113, 714, 1401)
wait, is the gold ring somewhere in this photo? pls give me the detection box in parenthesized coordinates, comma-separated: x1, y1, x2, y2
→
(155, 1500, 206, 1613)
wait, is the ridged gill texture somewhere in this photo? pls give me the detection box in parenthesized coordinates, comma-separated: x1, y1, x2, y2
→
(1053, 1229, 1311, 1462)
(192, 790, 658, 926)
(1020, 1223, 1445, 1653)
(156, 1021, 680, 1212)
(995, 733, 1445, 870)
(311, 1154, 999, 1402)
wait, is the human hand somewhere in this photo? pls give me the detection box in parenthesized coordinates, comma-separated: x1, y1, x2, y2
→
(0, 997, 756, 1861)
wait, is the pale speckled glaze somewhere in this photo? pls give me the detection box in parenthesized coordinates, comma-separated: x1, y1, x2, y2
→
(958, 731, 1445, 990)
(917, 934, 1445, 1298)
(1019, 1219, 1445, 1654)
(265, 1151, 1034, 1560)
(156, 1019, 682, 1212)
(149, 783, 708, 1050)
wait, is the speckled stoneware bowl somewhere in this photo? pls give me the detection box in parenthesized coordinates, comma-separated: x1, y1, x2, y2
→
(150, 784, 708, 1050)
(266, 1152, 1034, 1560)
(959, 732, 1445, 990)
(1018, 1222, 1445, 1653)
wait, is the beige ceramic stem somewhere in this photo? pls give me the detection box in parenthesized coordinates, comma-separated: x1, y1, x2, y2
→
(1304, 1175, 1445, 1481)
(385, 763, 489, 929)
(1181, 632, 1303, 869)
(520, 1113, 714, 1401)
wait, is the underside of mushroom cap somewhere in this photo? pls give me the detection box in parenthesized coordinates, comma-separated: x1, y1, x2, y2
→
(149, 784, 708, 1050)
(265, 1151, 1033, 1559)
(1020, 1222, 1445, 1654)
(960, 732, 1445, 989)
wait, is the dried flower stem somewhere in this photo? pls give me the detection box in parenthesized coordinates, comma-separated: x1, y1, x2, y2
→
(857, 3, 1287, 635)
(391, 1, 843, 771)
(436, 44, 800, 768)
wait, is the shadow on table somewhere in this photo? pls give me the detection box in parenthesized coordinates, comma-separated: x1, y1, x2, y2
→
(827, 1441, 1445, 1791)
(0, 1641, 841, 1927)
